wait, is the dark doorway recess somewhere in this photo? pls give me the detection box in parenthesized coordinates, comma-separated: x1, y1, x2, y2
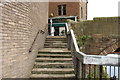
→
(54, 27, 59, 36)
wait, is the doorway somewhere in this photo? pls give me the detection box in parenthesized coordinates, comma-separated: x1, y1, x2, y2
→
(54, 27, 59, 36)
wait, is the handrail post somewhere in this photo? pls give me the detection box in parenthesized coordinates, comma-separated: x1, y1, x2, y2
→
(99, 65, 103, 80)
(75, 58, 80, 79)
(67, 32, 71, 50)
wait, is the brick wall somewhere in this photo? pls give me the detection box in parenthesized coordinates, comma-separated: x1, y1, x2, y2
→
(0, 2, 48, 78)
(49, 1, 87, 20)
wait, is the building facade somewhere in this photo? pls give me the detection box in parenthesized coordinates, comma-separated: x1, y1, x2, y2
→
(49, 0, 88, 20)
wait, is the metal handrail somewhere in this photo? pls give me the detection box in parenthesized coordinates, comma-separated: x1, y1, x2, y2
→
(29, 25, 48, 53)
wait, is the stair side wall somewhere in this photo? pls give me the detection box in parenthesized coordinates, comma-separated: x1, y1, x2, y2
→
(0, 2, 48, 78)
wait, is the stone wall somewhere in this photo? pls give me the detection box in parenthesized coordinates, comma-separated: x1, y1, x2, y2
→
(0, 2, 48, 78)
(73, 17, 119, 36)
(72, 17, 119, 55)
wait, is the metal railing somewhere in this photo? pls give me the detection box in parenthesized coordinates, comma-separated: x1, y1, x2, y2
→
(29, 25, 48, 53)
(65, 23, 120, 80)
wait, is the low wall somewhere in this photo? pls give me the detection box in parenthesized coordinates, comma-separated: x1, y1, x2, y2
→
(73, 17, 119, 36)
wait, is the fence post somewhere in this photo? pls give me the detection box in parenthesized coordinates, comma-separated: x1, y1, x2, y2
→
(100, 65, 103, 80)
(67, 33, 71, 50)
(75, 58, 80, 79)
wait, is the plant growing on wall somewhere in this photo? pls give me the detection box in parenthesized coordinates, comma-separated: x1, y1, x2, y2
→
(77, 35, 91, 47)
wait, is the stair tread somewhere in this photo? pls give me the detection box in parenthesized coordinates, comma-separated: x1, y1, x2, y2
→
(35, 62, 73, 67)
(30, 74, 75, 78)
(39, 48, 70, 53)
(36, 58, 72, 61)
(45, 41, 67, 43)
(44, 46, 67, 47)
(45, 42, 67, 44)
(35, 62, 72, 65)
(37, 54, 71, 57)
(46, 36, 66, 38)
(32, 68, 74, 72)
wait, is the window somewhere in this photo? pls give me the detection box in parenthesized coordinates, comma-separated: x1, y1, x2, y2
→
(58, 5, 62, 15)
(58, 5, 66, 16)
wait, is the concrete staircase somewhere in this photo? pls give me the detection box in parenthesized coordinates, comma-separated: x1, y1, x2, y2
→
(44, 36, 67, 48)
(30, 36, 75, 79)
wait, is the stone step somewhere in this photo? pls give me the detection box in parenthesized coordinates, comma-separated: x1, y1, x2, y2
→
(35, 58, 72, 62)
(44, 44, 67, 47)
(38, 52, 71, 54)
(30, 74, 75, 78)
(38, 48, 70, 53)
(44, 46, 67, 48)
(45, 40, 66, 42)
(34, 62, 73, 68)
(44, 43, 67, 46)
(46, 38, 66, 41)
(46, 36, 66, 38)
(45, 41, 67, 43)
(37, 54, 71, 58)
(32, 68, 74, 74)
(46, 37, 66, 39)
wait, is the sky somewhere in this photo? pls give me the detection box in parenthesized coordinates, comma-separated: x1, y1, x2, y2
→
(88, 0, 120, 20)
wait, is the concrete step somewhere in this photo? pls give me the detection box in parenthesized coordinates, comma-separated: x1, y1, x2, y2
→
(45, 39, 66, 42)
(44, 43, 67, 46)
(30, 74, 75, 78)
(38, 52, 71, 54)
(32, 68, 74, 74)
(45, 41, 67, 43)
(37, 54, 71, 58)
(35, 58, 72, 62)
(38, 48, 70, 53)
(46, 37, 66, 41)
(46, 36, 66, 38)
(44, 46, 67, 48)
(34, 62, 73, 68)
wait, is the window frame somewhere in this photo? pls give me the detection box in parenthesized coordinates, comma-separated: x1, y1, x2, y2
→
(58, 4, 66, 16)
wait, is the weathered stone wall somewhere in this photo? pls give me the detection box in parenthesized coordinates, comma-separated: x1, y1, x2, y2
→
(72, 17, 119, 55)
(73, 17, 119, 36)
(0, 2, 48, 78)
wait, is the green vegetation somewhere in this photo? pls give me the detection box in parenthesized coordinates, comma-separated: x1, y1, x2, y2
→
(77, 35, 91, 47)
(87, 66, 110, 79)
